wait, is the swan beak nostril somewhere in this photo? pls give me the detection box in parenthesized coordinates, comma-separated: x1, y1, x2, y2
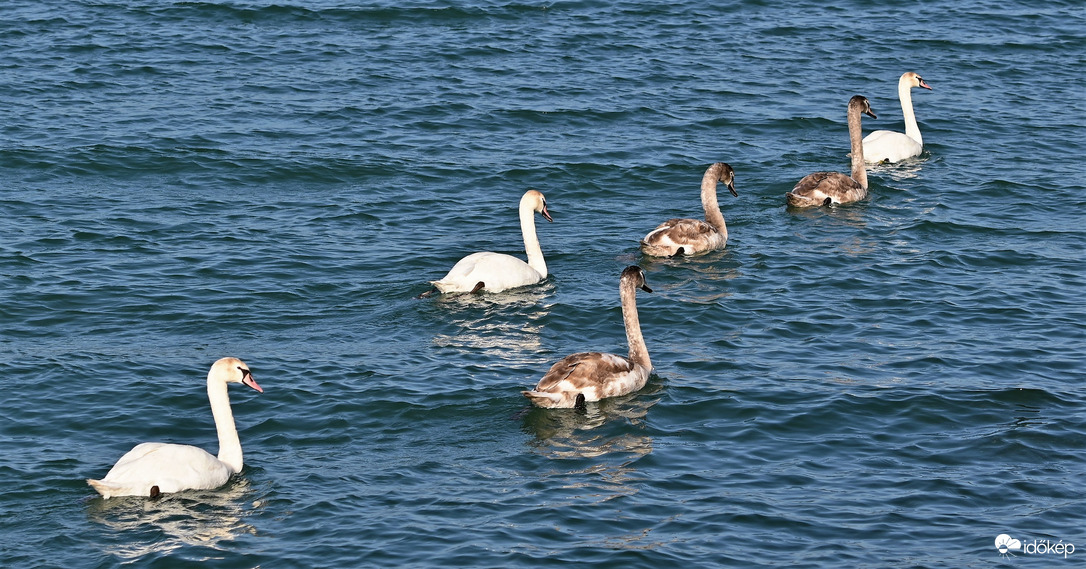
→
(541, 208, 553, 222)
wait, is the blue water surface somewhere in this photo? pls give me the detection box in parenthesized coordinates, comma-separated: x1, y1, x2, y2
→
(1, 1, 1084, 567)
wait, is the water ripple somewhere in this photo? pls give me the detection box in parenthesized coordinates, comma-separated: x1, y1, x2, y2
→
(2, 0, 1085, 567)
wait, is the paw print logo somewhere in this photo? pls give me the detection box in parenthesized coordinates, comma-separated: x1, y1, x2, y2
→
(995, 533, 1022, 556)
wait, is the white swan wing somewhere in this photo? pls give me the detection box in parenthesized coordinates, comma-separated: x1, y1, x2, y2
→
(862, 130, 922, 163)
(88, 442, 232, 498)
(431, 251, 543, 293)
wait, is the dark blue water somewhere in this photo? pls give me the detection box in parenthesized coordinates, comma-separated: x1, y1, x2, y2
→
(2, 1, 1084, 567)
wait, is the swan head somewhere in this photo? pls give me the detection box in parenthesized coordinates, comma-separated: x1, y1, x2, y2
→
(902, 71, 932, 91)
(622, 265, 652, 293)
(849, 95, 877, 119)
(521, 189, 553, 222)
(709, 162, 739, 197)
(210, 357, 263, 393)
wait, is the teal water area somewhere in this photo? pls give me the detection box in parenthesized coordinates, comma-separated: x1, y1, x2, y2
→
(1, 1, 1084, 567)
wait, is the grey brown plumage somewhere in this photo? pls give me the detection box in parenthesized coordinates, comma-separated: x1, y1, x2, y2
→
(641, 162, 738, 257)
(523, 266, 653, 409)
(786, 95, 876, 207)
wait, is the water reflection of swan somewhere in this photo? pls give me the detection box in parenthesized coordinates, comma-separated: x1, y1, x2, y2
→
(518, 381, 662, 508)
(637, 253, 741, 305)
(521, 376, 663, 460)
(432, 280, 554, 309)
(433, 320, 546, 354)
(786, 198, 869, 228)
(87, 477, 262, 561)
(865, 159, 925, 181)
(431, 283, 554, 354)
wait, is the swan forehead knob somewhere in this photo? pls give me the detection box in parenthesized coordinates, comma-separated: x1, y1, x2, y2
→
(849, 95, 877, 119)
(621, 265, 652, 293)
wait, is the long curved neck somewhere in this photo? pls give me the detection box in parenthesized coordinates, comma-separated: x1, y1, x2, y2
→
(621, 281, 651, 371)
(847, 103, 868, 190)
(701, 166, 727, 236)
(899, 79, 922, 145)
(520, 203, 547, 277)
(208, 375, 243, 473)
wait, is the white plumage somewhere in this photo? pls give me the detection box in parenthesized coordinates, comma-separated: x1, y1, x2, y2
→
(862, 71, 932, 163)
(87, 357, 263, 499)
(431, 190, 552, 294)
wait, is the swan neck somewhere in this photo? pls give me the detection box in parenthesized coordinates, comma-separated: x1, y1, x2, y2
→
(848, 103, 869, 190)
(701, 168, 727, 235)
(898, 80, 922, 144)
(208, 373, 243, 473)
(620, 279, 651, 370)
(520, 201, 547, 278)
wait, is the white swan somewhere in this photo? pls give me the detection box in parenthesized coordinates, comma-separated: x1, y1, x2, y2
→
(430, 189, 552, 294)
(524, 266, 653, 409)
(640, 162, 738, 257)
(862, 72, 932, 163)
(787, 95, 877, 207)
(87, 357, 263, 499)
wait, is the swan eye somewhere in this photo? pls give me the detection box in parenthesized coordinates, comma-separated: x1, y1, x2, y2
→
(238, 366, 251, 378)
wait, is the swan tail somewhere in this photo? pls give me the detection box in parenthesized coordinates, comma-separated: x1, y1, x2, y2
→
(87, 478, 123, 499)
(640, 239, 681, 258)
(786, 192, 823, 208)
(522, 390, 571, 409)
(429, 280, 486, 294)
(88, 478, 165, 499)
(430, 280, 459, 294)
